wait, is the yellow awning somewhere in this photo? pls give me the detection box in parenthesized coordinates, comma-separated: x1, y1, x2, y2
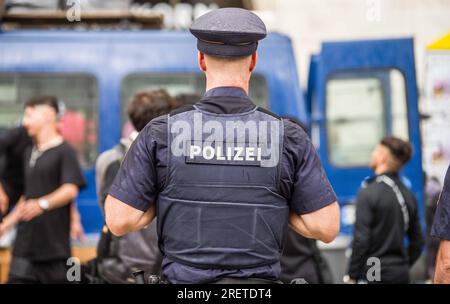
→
(427, 32, 450, 50)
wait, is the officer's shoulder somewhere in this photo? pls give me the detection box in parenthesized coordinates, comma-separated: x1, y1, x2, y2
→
(256, 107, 281, 120)
(282, 118, 309, 140)
(253, 109, 310, 141)
(140, 114, 170, 136)
(151, 113, 170, 124)
(169, 104, 196, 117)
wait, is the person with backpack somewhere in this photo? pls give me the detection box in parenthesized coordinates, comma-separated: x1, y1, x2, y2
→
(90, 90, 173, 283)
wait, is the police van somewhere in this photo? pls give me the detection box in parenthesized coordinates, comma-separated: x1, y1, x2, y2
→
(0, 13, 424, 282)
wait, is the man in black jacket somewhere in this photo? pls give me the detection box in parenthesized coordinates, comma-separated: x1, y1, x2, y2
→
(346, 136, 424, 284)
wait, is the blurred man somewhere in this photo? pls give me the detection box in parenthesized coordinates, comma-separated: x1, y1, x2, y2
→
(104, 8, 339, 284)
(431, 165, 450, 283)
(92, 90, 172, 283)
(345, 137, 424, 284)
(0, 96, 85, 283)
(0, 126, 85, 242)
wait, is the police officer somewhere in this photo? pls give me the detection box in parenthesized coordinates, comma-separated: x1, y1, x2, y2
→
(104, 8, 339, 284)
(431, 165, 450, 283)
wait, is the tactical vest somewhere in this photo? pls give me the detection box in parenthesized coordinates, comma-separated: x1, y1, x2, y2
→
(157, 104, 289, 269)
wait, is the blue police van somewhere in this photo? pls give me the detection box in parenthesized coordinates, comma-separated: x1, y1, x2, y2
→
(0, 29, 424, 280)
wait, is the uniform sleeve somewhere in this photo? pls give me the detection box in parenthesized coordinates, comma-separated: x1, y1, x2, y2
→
(407, 196, 424, 266)
(61, 144, 86, 189)
(348, 188, 373, 279)
(108, 124, 158, 212)
(431, 165, 450, 240)
(287, 123, 337, 215)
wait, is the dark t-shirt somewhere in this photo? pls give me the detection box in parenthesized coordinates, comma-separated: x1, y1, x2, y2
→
(109, 87, 337, 283)
(431, 165, 450, 240)
(0, 127, 32, 207)
(13, 142, 86, 262)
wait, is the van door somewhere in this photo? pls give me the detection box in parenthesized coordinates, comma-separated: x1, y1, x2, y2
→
(309, 38, 424, 235)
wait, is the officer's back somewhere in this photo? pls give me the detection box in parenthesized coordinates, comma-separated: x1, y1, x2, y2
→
(104, 8, 340, 284)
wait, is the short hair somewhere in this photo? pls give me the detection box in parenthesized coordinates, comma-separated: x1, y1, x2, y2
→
(24, 96, 59, 114)
(206, 53, 252, 62)
(380, 136, 413, 167)
(127, 90, 173, 132)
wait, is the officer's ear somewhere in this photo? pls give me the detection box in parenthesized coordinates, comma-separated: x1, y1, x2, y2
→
(249, 52, 257, 72)
(198, 52, 207, 72)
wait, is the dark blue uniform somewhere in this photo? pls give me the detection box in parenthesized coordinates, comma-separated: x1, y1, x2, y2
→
(431, 165, 450, 240)
(109, 87, 337, 283)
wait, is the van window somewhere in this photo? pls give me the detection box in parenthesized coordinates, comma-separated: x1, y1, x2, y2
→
(121, 73, 268, 134)
(0, 74, 98, 168)
(326, 69, 409, 167)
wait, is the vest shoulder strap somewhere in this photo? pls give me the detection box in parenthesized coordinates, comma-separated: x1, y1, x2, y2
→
(256, 106, 281, 120)
(170, 104, 196, 116)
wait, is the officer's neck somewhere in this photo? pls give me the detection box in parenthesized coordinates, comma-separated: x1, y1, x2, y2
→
(205, 76, 249, 95)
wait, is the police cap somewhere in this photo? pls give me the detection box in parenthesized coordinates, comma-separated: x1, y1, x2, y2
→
(189, 8, 267, 58)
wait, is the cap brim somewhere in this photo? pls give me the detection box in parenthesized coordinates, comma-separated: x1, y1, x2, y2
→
(197, 39, 258, 57)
